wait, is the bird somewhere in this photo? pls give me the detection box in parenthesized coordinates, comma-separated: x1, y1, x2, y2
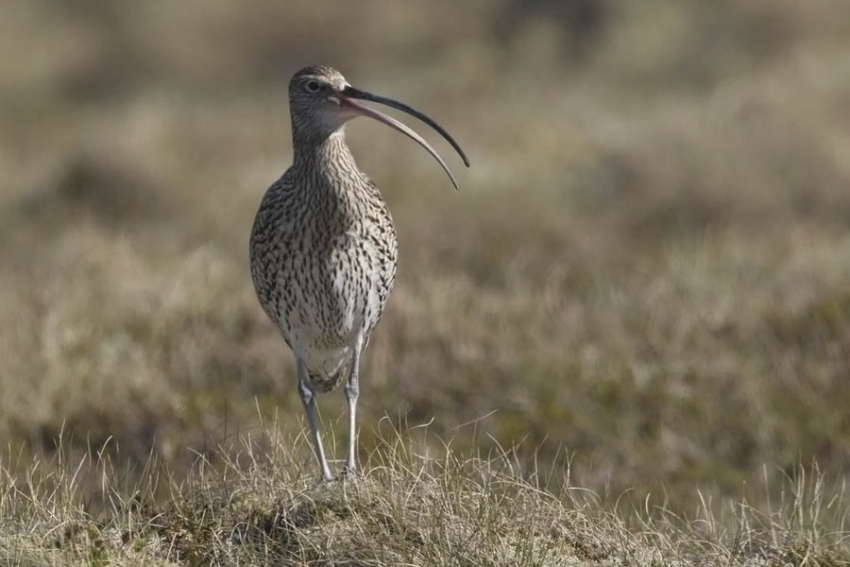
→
(249, 65, 469, 481)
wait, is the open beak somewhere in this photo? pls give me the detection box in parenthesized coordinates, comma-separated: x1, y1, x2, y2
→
(338, 86, 470, 190)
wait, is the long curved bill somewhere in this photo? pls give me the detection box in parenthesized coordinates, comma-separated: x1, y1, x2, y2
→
(339, 86, 470, 190)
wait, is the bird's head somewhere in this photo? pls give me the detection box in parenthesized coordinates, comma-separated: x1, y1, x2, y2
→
(288, 65, 469, 189)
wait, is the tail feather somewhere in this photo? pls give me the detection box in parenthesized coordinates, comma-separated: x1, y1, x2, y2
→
(304, 355, 350, 393)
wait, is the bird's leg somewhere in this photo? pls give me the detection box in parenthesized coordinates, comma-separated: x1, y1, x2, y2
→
(343, 333, 364, 477)
(297, 358, 334, 482)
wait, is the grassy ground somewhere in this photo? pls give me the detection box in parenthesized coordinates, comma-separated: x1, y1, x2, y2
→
(2, 0, 850, 563)
(2, 428, 848, 566)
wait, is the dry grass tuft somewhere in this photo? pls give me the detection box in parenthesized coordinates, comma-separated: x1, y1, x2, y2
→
(1, 427, 847, 566)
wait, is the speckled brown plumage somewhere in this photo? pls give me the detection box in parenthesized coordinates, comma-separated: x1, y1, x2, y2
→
(250, 132, 397, 393)
(248, 65, 468, 481)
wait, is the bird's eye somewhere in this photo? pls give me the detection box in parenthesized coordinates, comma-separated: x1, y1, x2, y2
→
(305, 80, 321, 93)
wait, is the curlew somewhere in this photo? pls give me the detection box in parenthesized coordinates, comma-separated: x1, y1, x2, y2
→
(249, 65, 469, 481)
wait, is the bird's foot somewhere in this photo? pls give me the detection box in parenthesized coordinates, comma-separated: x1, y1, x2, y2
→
(340, 464, 362, 481)
(313, 473, 337, 486)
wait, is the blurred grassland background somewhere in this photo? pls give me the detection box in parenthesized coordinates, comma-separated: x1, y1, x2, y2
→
(1, 0, 850, 515)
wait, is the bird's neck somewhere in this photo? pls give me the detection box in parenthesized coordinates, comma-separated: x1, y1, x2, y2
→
(292, 128, 358, 175)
